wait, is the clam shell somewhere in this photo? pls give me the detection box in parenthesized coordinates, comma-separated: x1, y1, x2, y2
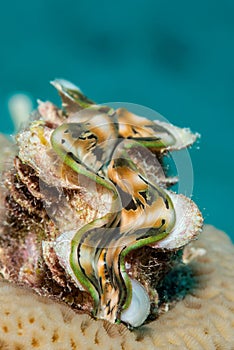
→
(152, 191, 203, 250)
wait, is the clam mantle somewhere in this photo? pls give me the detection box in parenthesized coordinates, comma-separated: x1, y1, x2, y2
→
(0, 80, 203, 328)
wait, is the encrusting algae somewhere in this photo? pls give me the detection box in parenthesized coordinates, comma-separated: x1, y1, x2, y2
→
(0, 80, 215, 343)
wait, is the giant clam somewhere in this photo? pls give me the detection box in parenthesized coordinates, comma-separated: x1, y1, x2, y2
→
(0, 80, 203, 328)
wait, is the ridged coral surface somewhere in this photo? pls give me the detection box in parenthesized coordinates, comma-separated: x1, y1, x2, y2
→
(0, 225, 233, 350)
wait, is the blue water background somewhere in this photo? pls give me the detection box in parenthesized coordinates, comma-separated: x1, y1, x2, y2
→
(0, 1, 233, 239)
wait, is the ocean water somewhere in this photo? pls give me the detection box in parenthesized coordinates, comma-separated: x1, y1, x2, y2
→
(0, 0, 233, 239)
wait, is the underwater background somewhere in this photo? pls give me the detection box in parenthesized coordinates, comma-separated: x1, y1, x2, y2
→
(0, 0, 233, 239)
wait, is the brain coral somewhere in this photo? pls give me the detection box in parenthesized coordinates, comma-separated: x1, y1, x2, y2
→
(0, 225, 233, 350)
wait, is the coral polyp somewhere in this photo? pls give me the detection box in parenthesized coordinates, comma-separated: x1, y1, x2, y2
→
(0, 80, 203, 328)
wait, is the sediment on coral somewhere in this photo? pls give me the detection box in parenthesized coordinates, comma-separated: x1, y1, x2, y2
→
(0, 225, 233, 350)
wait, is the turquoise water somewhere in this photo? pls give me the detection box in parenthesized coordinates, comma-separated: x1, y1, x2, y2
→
(0, 0, 233, 239)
